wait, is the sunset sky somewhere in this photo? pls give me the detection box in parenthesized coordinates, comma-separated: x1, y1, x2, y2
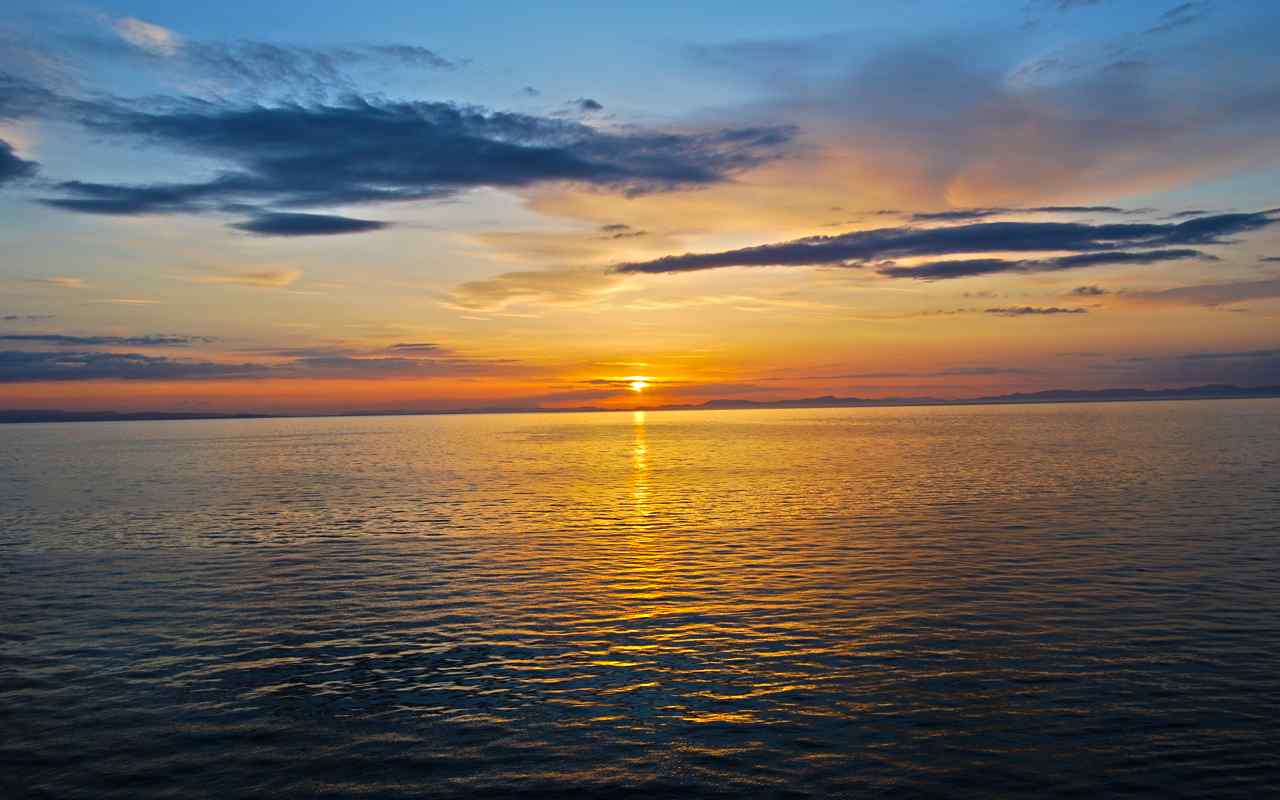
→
(2, 0, 1279, 413)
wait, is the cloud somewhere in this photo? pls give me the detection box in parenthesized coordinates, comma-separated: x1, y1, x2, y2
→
(1176, 348, 1280, 361)
(517, 387, 626, 404)
(255, 352, 524, 378)
(172, 41, 461, 101)
(446, 269, 625, 311)
(111, 17, 182, 57)
(1058, 1, 1106, 9)
(1120, 278, 1280, 307)
(676, 27, 1280, 214)
(2, 314, 57, 322)
(908, 210, 1006, 222)
(800, 366, 1041, 379)
(283, 356, 431, 375)
(76, 29, 459, 100)
(879, 248, 1213, 280)
(0, 73, 61, 122)
(367, 44, 459, 70)
(0, 350, 266, 382)
(937, 366, 1040, 376)
(0, 334, 211, 347)
(229, 212, 390, 236)
(1146, 2, 1208, 35)
(599, 223, 647, 239)
(26, 276, 85, 288)
(615, 212, 1270, 274)
(574, 98, 604, 112)
(909, 205, 1135, 222)
(0, 139, 37, 185)
(386, 342, 442, 353)
(984, 306, 1089, 316)
(0, 346, 521, 383)
(193, 268, 301, 288)
(37, 95, 793, 224)
(41, 180, 220, 215)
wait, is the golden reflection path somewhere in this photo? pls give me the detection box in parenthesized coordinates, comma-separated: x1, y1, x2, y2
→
(631, 410, 649, 516)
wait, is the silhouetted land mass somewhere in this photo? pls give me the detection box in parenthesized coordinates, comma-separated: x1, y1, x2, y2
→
(689, 383, 1280, 410)
(3, 384, 1278, 424)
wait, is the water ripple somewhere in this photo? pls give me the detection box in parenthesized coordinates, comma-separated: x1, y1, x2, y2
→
(2, 401, 1278, 798)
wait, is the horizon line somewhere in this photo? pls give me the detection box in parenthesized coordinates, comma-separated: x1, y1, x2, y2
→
(3, 383, 1278, 425)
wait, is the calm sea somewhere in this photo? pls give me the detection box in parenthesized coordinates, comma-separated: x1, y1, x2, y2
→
(2, 400, 1278, 798)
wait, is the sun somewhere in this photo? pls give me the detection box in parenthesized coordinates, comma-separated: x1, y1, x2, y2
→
(628, 379, 649, 392)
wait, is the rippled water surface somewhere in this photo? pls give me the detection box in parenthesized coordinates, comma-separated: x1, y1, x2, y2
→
(3, 400, 1279, 798)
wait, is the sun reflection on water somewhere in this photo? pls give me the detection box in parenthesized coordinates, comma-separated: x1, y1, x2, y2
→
(631, 410, 649, 514)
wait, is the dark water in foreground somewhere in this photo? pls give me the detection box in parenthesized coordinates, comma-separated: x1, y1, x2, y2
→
(2, 400, 1278, 798)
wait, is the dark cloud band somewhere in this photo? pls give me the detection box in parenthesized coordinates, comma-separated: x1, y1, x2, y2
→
(229, 212, 390, 236)
(34, 95, 793, 233)
(880, 249, 1214, 280)
(616, 213, 1274, 276)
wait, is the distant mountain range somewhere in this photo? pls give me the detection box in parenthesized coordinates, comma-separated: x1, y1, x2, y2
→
(3, 384, 1278, 425)
(686, 383, 1280, 410)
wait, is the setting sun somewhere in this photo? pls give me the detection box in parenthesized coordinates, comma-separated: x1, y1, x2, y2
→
(628, 378, 650, 392)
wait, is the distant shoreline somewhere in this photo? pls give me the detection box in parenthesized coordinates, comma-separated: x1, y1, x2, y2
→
(2, 384, 1278, 425)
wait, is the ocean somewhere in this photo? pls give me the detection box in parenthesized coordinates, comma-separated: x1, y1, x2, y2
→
(2, 399, 1278, 798)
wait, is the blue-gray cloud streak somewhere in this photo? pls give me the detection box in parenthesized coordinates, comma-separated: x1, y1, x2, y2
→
(229, 212, 390, 236)
(616, 213, 1272, 276)
(33, 94, 793, 230)
(0, 348, 523, 382)
(0, 334, 210, 347)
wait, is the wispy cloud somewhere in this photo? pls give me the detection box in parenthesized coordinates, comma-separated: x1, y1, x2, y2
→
(87, 19, 460, 98)
(0, 347, 522, 383)
(909, 206, 1140, 223)
(1119, 278, 1280, 307)
(110, 17, 182, 57)
(0, 334, 211, 347)
(984, 306, 1089, 316)
(1146, 2, 1208, 35)
(193, 268, 302, 289)
(386, 342, 443, 353)
(446, 269, 625, 312)
(26, 276, 85, 288)
(678, 25, 1280, 215)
